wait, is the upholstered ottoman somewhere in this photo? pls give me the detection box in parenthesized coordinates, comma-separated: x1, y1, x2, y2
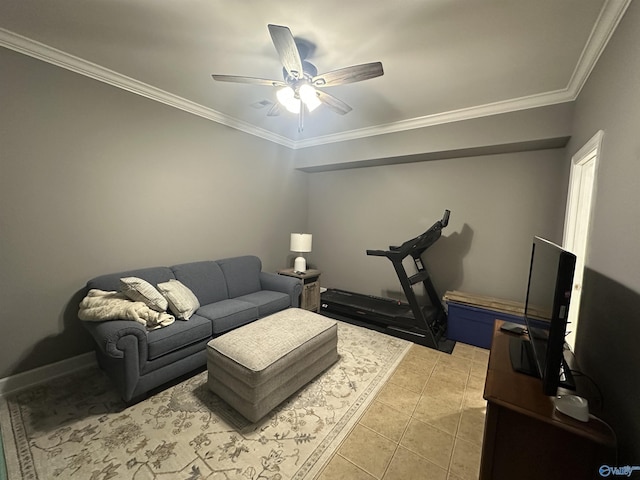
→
(206, 308, 338, 422)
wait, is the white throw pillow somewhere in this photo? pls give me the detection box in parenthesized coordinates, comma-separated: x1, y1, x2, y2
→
(157, 279, 200, 320)
(120, 277, 168, 313)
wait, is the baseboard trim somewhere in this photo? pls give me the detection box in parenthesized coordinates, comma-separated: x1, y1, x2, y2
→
(0, 352, 97, 398)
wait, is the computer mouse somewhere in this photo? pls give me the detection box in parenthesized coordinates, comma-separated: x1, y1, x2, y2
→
(554, 395, 589, 422)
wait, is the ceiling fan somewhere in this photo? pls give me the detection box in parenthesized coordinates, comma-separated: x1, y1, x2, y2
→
(212, 24, 384, 132)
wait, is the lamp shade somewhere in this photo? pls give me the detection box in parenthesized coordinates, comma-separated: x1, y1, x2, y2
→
(290, 233, 312, 253)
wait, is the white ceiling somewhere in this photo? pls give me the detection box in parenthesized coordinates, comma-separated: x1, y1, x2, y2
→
(0, 0, 630, 149)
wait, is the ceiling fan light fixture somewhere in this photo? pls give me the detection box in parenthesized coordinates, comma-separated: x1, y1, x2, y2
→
(213, 25, 384, 127)
(299, 84, 321, 112)
(276, 86, 301, 113)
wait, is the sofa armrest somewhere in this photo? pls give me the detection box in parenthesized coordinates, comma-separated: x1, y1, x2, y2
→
(81, 320, 148, 364)
(260, 272, 302, 308)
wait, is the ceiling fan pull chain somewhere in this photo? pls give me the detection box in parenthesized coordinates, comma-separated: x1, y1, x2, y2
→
(298, 103, 305, 132)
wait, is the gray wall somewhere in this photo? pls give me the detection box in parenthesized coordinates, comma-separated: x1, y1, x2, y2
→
(568, 0, 640, 463)
(2, 2, 639, 460)
(0, 47, 308, 378)
(307, 149, 569, 303)
(295, 102, 574, 172)
(298, 99, 574, 305)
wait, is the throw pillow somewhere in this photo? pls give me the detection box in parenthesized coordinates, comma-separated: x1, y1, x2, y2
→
(120, 277, 168, 313)
(157, 279, 200, 320)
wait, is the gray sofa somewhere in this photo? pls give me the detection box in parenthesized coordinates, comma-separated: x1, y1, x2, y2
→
(80, 255, 302, 403)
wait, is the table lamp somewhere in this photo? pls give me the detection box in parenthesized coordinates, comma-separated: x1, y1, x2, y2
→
(290, 233, 312, 273)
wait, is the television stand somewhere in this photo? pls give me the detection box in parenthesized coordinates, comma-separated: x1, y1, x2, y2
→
(481, 321, 616, 480)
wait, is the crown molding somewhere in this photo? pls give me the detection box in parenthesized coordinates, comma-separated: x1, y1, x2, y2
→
(0, 0, 630, 151)
(294, 88, 574, 149)
(295, 0, 631, 149)
(0, 28, 297, 150)
(565, 0, 632, 98)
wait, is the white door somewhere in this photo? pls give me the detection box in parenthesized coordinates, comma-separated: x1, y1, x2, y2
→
(563, 131, 603, 350)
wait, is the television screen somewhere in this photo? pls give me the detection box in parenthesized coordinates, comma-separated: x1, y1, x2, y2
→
(510, 236, 577, 396)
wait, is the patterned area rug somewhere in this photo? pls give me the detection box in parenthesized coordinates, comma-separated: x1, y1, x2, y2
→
(0, 321, 410, 480)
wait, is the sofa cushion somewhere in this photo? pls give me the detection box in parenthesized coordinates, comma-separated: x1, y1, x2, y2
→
(235, 291, 291, 318)
(157, 279, 200, 320)
(197, 299, 258, 334)
(216, 255, 262, 298)
(120, 277, 168, 312)
(171, 261, 229, 305)
(88, 267, 175, 293)
(147, 313, 212, 360)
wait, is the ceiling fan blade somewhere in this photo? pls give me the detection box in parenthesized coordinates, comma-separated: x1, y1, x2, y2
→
(316, 90, 352, 115)
(212, 75, 286, 87)
(312, 61, 384, 87)
(268, 24, 304, 80)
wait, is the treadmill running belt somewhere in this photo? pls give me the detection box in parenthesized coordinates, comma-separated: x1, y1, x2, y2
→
(323, 289, 412, 316)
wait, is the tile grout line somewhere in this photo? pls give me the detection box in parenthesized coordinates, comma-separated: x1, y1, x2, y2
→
(315, 344, 490, 480)
(446, 369, 473, 478)
(376, 348, 432, 479)
(379, 353, 437, 479)
(379, 350, 442, 480)
(383, 350, 457, 477)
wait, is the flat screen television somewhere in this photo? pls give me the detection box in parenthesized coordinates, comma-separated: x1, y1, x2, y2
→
(509, 236, 577, 396)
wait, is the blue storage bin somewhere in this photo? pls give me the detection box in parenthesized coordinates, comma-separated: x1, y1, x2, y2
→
(447, 301, 524, 349)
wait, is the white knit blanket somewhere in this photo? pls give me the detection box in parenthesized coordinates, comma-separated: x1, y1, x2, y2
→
(79, 289, 175, 330)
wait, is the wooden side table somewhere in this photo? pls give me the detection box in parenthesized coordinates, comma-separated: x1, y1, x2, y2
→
(278, 269, 321, 312)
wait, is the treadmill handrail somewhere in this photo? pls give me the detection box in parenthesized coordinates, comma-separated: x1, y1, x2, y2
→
(441, 209, 450, 228)
(365, 249, 389, 257)
(367, 209, 450, 260)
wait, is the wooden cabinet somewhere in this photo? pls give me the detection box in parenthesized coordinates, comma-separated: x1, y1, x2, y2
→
(278, 269, 321, 312)
(481, 321, 616, 480)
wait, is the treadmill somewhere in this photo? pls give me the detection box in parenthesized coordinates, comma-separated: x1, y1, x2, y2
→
(321, 209, 454, 352)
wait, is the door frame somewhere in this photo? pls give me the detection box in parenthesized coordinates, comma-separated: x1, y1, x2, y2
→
(562, 130, 603, 350)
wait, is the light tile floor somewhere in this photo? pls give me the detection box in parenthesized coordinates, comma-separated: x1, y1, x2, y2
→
(316, 341, 489, 480)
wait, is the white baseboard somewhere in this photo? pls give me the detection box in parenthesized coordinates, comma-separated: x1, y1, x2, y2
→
(0, 352, 97, 398)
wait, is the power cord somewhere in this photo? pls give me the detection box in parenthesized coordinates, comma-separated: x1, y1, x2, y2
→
(587, 413, 619, 466)
(570, 368, 604, 409)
